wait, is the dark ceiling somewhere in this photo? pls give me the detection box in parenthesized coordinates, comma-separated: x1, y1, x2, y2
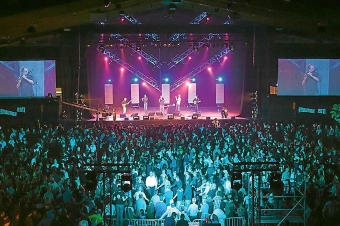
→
(0, 0, 339, 45)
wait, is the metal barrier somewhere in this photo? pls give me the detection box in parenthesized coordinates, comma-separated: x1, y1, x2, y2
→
(128, 219, 164, 226)
(225, 217, 245, 226)
(104, 217, 244, 226)
(192, 217, 245, 226)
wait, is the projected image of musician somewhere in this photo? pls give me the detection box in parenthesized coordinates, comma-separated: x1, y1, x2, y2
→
(302, 64, 320, 95)
(193, 95, 201, 113)
(17, 66, 34, 97)
(121, 97, 131, 114)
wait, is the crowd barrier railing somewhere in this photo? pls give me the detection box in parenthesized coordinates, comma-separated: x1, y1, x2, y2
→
(189, 217, 245, 226)
(104, 217, 244, 226)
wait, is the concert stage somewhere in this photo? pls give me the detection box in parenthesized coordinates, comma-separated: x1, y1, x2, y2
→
(69, 107, 249, 126)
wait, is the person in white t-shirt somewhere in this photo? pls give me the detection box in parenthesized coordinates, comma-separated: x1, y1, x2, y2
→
(146, 171, 158, 197)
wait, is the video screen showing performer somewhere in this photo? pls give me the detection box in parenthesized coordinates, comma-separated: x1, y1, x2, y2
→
(277, 59, 340, 96)
(0, 60, 56, 98)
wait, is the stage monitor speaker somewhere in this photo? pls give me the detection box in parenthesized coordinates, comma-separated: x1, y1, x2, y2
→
(130, 113, 138, 117)
(156, 112, 163, 116)
(181, 116, 185, 120)
(148, 112, 155, 116)
(124, 117, 129, 121)
(150, 116, 155, 120)
(168, 114, 174, 119)
(192, 113, 199, 119)
(120, 113, 126, 118)
(143, 115, 149, 120)
(133, 115, 140, 120)
(206, 117, 211, 120)
(173, 112, 181, 117)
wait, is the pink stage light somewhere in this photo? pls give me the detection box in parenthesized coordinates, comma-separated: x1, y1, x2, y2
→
(104, 57, 108, 61)
(142, 82, 146, 86)
(208, 67, 212, 71)
(120, 67, 124, 72)
(138, 56, 141, 60)
(188, 56, 192, 60)
(186, 81, 190, 86)
(224, 56, 228, 60)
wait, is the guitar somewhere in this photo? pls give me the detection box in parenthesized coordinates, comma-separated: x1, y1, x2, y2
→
(122, 100, 132, 108)
(193, 100, 201, 105)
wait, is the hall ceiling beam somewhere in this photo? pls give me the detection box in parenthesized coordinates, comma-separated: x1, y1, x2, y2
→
(78, 24, 254, 35)
(0, 0, 161, 40)
(1, 0, 340, 42)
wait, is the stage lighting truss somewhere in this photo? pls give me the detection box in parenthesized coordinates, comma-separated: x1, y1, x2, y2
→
(252, 91, 258, 120)
(233, 162, 280, 225)
(102, 48, 161, 91)
(167, 18, 233, 69)
(122, 14, 161, 42)
(170, 47, 231, 91)
(110, 34, 161, 68)
(169, 12, 208, 42)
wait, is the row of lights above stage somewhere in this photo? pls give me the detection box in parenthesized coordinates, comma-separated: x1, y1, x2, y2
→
(99, 41, 234, 51)
(104, 55, 228, 64)
(105, 76, 224, 84)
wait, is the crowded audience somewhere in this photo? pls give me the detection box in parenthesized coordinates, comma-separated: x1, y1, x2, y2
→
(0, 121, 339, 226)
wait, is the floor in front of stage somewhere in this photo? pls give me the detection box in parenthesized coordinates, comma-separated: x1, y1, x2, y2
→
(74, 106, 250, 126)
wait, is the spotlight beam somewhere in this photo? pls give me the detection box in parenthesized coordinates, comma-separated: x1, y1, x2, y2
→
(102, 48, 160, 91)
(170, 47, 231, 92)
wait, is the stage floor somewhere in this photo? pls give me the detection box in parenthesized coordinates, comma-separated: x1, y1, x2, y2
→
(63, 107, 250, 126)
(92, 107, 246, 122)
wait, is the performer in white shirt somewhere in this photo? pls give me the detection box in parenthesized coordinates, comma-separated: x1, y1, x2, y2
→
(145, 171, 158, 197)
(175, 94, 181, 112)
(142, 94, 148, 115)
(159, 95, 165, 115)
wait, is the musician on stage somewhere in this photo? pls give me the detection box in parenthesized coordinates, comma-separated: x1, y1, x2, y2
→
(121, 97, 129, 114)
(142, 94, 148, 115)
(159, 95, 165, 115)
(175, 94, 181, 112)
(192, 95, 200, 113)
(221, 107, 228, 119)
(112, 108, 116, 121)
